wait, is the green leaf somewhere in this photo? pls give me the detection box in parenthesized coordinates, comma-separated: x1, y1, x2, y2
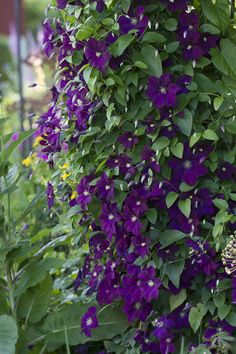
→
(175, 109, 193, 137)
(190, 132, 202, 148)
(141, 44, 163, 77)
(43, 304, 129, 345)
(170, 289, 187, 311)
(120, 0, 131, 12)
(165, 260, 185, 288)
(18, 276, 53, 323)
(146, 208, 158, 224)
(15, 258, 63, 296)
(211, 39, 236, 80)
(134, 61, 147, 69)
(160, 230, 186, 248)
(226, 311, 236, 326)
(111, 34, 134, 57)
(170, 142, 184, 158)
(201, 0, 230, 34)
(166, 191, 179, 208)
(218, 304, 231, 320)
(203, 129, 219, 141)
(164, 18, 178, 31)
(153, 136, 170, 151)
(166, 41, 179, 54)
(189, 303, 205, 333)
(105, 78, 115, 86)
(178, 198, 191, 218)
(3, 130, 35, 158)
(0, 315, 18, 354)
(213, 96, 224, 111)
(142, 32, 166, 44)
(213, 198, 228, 210)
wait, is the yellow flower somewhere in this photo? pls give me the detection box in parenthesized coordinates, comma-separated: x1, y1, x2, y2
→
(22, 154, 35, 167)
(61, 172, 71, 181)
(33, 136, 43, 147)
(62, 162, 70, 169)
(70, 191, 78, 200)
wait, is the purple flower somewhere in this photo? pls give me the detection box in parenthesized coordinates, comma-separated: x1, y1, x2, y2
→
(96, 173, 114, 201)
(123, 209, 143, 235)
(57, 0, 67, 9)
(42, 20, 55, 57)
(138, 266, 161, 302)
(204, 320, 235, 342)
(100, 203, 121, 238)
(107, 154, 135, 177)
(118, 6, 149, 37)
(141, 146, 160, 173)
(200, 33, 219, 55)
(176, 75, 192, 94)
(46, 182, 54, 209)
(178, 12, 200, 44)
(117, 132, 138, 150)
(90, 0, 105, 12)
(84, 38, 111, 72)
(160, 0, 188, 12)
(152, 316, 175, 339)
(182, 40, 203, 62)
(134, 331, 160, 353)
(81, 306, 99, 337)
(76, 176, 95, 209)
(159, 336, 175, 354)
(132, 235, 150, 258)
(217, 162, 236, 181)
(147, 74, 181, 109)
(168, 144, 209, 186)
(124, 189, 148, 216)
(123, 299, 152, 322)
(142, 116, 158, 134)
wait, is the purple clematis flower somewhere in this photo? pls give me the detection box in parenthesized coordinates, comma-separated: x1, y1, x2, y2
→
(152, 316, 175, 339)
(204, 320, 235, 343)
(159, 336, 175, 354)
(123, 209, 143, 235)
(178, 12, 200, 44)
(100, 203, 121, 238)
(200, 33, 219, 55)
(118, 6, 149, 37)
(138, 266, 161, 302)
(42, 20, 55, 57)
(96, 173, 114, 201)
(217, 162, 236, 181)
(84, 38, 111, 72)
(134, 330, 160, 353)
(147, 74, 181, 109)
(182, 38, 203, 62)
(77, 176, 95, 209)
(106, 154, 136, 177)
(57, 0, 67, 9)
(141, 146, 160, 173)
(176, 75, 192, 94)
(123, 298, 152, 322)
(47, 182, 55, 209)
(90, 0, 105, 12)
(168, 144, 210, 186)
(117, 132, 138, 150)
(160, 0, 189, 12)
(81, 306, 99, 337)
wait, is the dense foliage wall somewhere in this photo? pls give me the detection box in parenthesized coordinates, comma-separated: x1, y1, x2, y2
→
(39, 0, 236, 352)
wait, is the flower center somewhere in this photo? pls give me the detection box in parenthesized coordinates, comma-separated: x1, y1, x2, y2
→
(83, 190, 90, 196)
(222, 167, 226, 172)
(86, 317, 93, 326)
(131, 215, 138, 222)
(136, 201, 141, 205)
(160, 86, 167, 94)
(135, 302, 141, 309)
(128, 137, 133, 141)
(141, 242, 146, 247)
(96, 52, 102, 57)
(131, 18, 138, 25)
(108, 214, 115, 220)
(183, 160, 192, 169)
(105, 185, 111, 190)
(126, 163, 131, 168)
(148, 280, 155, 287)
(157, 320, 164, 327)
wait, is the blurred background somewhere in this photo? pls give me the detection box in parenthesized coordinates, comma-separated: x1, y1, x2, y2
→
(0, 0, 53, 156)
